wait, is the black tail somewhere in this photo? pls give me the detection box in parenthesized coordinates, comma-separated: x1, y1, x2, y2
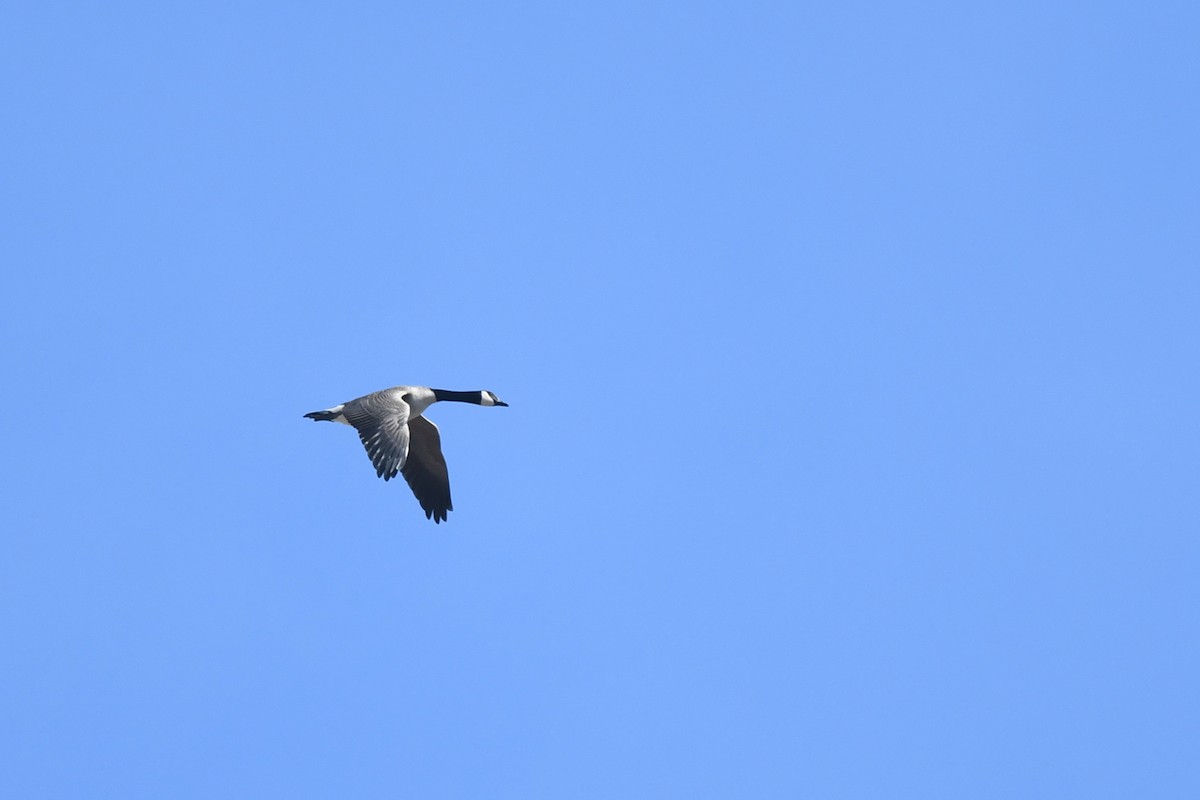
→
(304, 410, 339, 422)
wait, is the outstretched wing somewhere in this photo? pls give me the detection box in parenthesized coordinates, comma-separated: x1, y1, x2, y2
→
(344, 393, 410, 481)
(402, 416, 453, 523)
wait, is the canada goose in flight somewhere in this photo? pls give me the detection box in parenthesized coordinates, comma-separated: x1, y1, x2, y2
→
(305, 386, 508, 523)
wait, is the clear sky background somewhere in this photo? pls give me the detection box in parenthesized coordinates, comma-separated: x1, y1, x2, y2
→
(3, 2, 1198, 798)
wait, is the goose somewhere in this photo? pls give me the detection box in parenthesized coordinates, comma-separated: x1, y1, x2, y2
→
(304, 386, 508, 523)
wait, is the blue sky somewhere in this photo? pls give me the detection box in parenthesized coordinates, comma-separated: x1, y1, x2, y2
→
(3, 2, 1198, 797)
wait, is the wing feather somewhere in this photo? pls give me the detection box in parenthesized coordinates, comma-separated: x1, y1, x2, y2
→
(343, 392, 410, 480)
(402, 416, 453, 523)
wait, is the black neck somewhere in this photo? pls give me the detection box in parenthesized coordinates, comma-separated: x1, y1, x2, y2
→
(432, 389, 483, 405)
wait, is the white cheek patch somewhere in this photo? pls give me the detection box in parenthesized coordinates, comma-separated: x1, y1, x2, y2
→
(479, 392, 495, 407)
